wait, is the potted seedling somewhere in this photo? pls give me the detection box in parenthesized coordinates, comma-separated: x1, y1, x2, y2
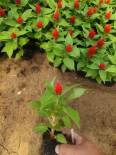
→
(31, 79, 86, 155)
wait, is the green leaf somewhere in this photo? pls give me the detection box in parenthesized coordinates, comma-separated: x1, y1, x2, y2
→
(106, 65, 116, 73)
(15, 49, 24, 60)
(65, 34, 73, 45)
(47, 52, 55, 63)
(19, 37, 29, 46)
(35, 124, 48, 134)
(99, 70, 107, 82)
(63, 106, 80, 128)
(47, 0, 55, 8)
(69, 47, 80, 58)
(2, 40, 17, 58)
(22, 9, 32, 21)
(63, 58, 75, 70)
(21, 0, 29, 6)
(63, 116, 72, 128)
(56, 134, 67, 144)
(54, 57, 62, 67)
(108, 53, 116, 65)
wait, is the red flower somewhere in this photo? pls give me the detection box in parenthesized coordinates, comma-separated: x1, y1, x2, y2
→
(70, 16, 76, 25)
(52, 28, 59, 40)
(57, 0, 62, 8)
(97, 38, 105, 47)
(35, 3, 41, 14)
(106, 0, 110, 4)
(0, 8, 5, 17)
(69, 29, 73, 36)
(87, 46, 97, 58)
(37, 20, 43, 28)
(89, 29, 96, 39)
(66, 44, 73, 53)
(104, 24, 111, 33)
(53, 10, 60, 21)
(54, 82, 62, 95)
(99, 0, 104, 4)
(105, 11, 111, 19)
(11, 32, 17, 39)
(87, 7, 94, 17)
(93, 7, 97, 13)
(74, 0, 79, 9)
(15, 0, 21, 5)
(99, 64, 105, 70)
(17, 16, 23, 24)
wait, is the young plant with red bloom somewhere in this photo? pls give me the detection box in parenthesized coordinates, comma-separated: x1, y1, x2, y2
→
(74, 0, 79, 9)
(70, 16, 76, 25)
(15, 0, 21, 5)
(97, 38, 105, 47)
(87, 46, 97, 58)
(54, 82, 62, 95)
(53, 10, 60, 21)
(106, 0, 110, 4)
(35, 3, 41, 14)
(17, 16, 23, 24)
(0, 8, 5, 17)
(37, 20, 43, 28)
(89, 29, 96, 39)
(104, 24, 111, 33)
(99, 64, 105, 70)
(57, 0, 62, 9)
(105, 11, 111, 19)
(10, 33, 17, 39)
(65, 44, 73, 53)
(52, 28, 59, 40)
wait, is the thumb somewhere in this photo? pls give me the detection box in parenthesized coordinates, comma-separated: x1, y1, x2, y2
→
(55, 144, 78, 155)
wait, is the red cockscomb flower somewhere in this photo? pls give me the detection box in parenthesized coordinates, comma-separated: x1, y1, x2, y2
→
(17, 16, 23, 24)
(52, 28, 59, 40)
(70, 16, 76, 25)
(54, 82, 62, 95)
(66, 44, 73, 52)
(57, 0, 62, 8)
(11, 32, 17, 39)
(74, 0, 79, 9)
(97, 38, 105, 47)
(106, 0, 110, 4)
(37, 20, 43, 28)
(87, 7, 94, 17)
(16, 0, 21, 5)
(0, 8, 5, 17)
(35, 3, 41, 14)
(87, 46, 97, 58)
(69, 29, 73, 36)
(89, 29, 96, 39)
(99, 64, 105, 70)
(104, 24, 111, 33)
(53, 10, 60, 21)
(99, 0, 104, 4)
(105, 11, 111, 19)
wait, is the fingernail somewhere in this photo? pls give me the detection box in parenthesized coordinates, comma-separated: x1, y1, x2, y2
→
(55, 145, 59, 154)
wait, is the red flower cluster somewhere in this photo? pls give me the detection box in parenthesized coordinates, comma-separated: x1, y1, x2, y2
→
(104, 24, 111, 33)
(15, 0, 21, 5)
(52, 28, 59, 40)
(87, 46, 97, 58)
(35, 3, 41, 14)
(97, 38, 105, 47)
(106, 0, 110, 4)
(54, 82, 62, 95)
(99, 0, 104, 4)
(70, 16, 76, 25)
(87, 7, 97, 17)
(99, 64, 105, 70)
(74, 0, 79, 9)
(53, 10, 60, 21)
(11, 32, 17, 39)
(105, 11, 111, 19)
(89, 29, 96, 39)
(57, 0, 62, 9)
(17, 16, 23, 24)
(0, 8, 5, 17)
(66, 44, 73, 53)
(37, 20, 43, 28)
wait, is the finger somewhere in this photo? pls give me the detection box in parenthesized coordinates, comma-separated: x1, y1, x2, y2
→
(55, 144, 77, 155)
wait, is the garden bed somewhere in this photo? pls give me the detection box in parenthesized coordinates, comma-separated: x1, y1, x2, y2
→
(0, 51, 115, 155)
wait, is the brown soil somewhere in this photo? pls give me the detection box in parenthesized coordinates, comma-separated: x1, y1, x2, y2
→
(0, 52, 115, 155)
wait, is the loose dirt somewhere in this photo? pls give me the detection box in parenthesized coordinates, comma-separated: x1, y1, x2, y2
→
(0, 52, 115, 155)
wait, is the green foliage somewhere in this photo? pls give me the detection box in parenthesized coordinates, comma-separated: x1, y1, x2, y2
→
(31, 79, 86, 142)
(0, 0, 116, 83)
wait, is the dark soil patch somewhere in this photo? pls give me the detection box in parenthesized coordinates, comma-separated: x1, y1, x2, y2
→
(0, 51, 115, 155)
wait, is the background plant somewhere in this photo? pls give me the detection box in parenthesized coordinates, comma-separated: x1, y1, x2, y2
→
(31, 79, 86, 143)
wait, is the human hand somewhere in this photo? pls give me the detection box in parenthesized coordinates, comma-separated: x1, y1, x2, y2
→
(55, 130, 102, 155)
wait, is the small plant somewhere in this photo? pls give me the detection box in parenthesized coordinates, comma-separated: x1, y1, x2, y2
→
(31, 79, 86, 144)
